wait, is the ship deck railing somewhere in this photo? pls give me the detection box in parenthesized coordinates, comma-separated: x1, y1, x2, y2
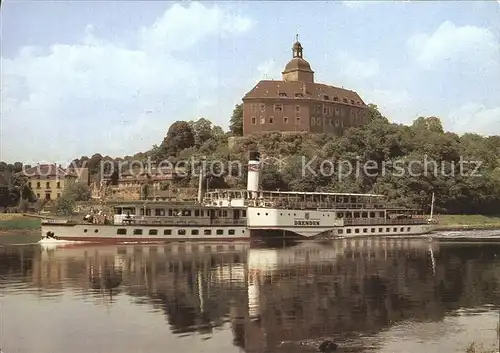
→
(245, 200, 386, 210)
(343, 218, 427, 226)
(115, 217, 247, 226)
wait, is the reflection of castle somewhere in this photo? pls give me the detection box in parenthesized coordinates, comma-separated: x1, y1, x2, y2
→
(4, 239, 500, 352)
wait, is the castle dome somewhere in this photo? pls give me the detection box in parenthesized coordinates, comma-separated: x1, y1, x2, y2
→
(283, 57, 313, 73)
(281, 36, 314, 82)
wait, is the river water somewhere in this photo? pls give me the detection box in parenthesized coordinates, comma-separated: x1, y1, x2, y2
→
(1, 233, 500, 353)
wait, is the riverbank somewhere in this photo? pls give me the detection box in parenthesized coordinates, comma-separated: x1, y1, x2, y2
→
(435, 215, 500, 231)
(0, 214, 41, 235)
(1, 213, 500, 234)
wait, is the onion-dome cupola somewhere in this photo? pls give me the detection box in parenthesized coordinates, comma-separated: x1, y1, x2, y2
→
(282, 34, 314, 83)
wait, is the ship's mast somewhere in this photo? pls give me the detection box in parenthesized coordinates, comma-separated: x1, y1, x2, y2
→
(197, 159, 205, 203)
(429, 192, 435, 221)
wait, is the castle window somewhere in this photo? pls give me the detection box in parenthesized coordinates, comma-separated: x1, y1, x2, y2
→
(283, 117, 289, 124)
(324, 95, 329, 100)
(251, 116, 256, 124)
(296, 117, 301, 125)
(260, 104, 265, 112)
(334, 96, 339, 101)
(274, 104, 283, 112)
(351, 100, 355, 104)
(295, 105, 300, 112)
(279, 92, 287, 97)
(343, 98, 348, 103)
(251, 104, 257, 112)
(295, 93, 303, 98)
(269, 116, 274, 124)
(260, 117, 265, 124)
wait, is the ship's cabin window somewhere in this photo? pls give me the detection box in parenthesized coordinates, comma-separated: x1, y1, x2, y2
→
(164, 229, 172, 235)
(363, 228, 368, 233)
(178, 229, 186, 235)
(370, 212, 376, 218)
(242, 210, 247, 218)
(228, 229, 235, 235)
(191, 229, 199, 235)
(379, 228, 383, 232)
(371, 228, 376, 233)
(354, 212, 360, 218)
(117, 228, 127, 235)
(155, 209, 165, 216)
(204, 229, 212, 235)
(140, 208, 152, 216)
(338, 229, 343, 234)
(361, 212, 368, 218)
(355, 229, 360, 234)
(346, 229, 352, 234)
(149, 229, 158, 235)
(195, 210, 200, 216)
(216, 229, 224, 235)
(337, 212, 344, 218)
(117, 207, 136, 215)
(133, 229, 143, 235)
(386, 228, 390, 232)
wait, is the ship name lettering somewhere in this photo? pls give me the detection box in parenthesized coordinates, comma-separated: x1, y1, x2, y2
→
(294, 220, 320, 226)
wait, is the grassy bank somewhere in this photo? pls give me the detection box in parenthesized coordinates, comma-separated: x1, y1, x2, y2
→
(0, 214, 41, 230)
(436, 215, 500, 231)
(1, 213, 500, 233)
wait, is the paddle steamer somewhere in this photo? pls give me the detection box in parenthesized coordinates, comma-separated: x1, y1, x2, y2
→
(40, 152, 436, 242)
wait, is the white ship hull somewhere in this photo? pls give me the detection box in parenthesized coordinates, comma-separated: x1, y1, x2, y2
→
(246, 207, 435, 237)
(41, 223, 249, 243)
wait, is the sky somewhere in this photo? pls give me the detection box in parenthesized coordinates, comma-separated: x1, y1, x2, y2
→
(1, 0, 500, 164)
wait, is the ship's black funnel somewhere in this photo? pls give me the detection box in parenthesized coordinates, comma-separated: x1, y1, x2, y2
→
(249, 151, 260, 161)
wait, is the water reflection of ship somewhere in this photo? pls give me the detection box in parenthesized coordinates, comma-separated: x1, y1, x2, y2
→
(240, 238, 442, 350)
(5, 239, 500, 353)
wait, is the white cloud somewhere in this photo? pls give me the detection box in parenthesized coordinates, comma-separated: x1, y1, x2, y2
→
(407, 21, 500, 71)
(140, 2, 252, 53)
(342, 1, 380, 9)
(256, 59, 281, 81)
(1, 2, 253, 163)
(361, 88, 413, 123)
(447, 103, 500, 136)
(338, 56, 380, 80)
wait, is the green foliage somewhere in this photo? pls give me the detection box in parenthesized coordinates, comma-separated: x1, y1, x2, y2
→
(229, 104, 243, 136)
(140, 183, 150, 200)
(54, 181, 91, 215)
(4, 103, 500, 215)
(154, 121, 195, 161)
(67, 181, 92, 201)
(55, 193, 74, 215)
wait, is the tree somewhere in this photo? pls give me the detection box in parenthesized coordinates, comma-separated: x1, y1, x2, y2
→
(229, 104, 243, 136)
(55, 193, 75, 215)
(155, 121, 195, 161)
(67, 181, 92, 201)
(190, 118, 214, 147)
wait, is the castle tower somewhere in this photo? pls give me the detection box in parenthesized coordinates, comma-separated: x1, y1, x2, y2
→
(282, 35, 314, 83)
